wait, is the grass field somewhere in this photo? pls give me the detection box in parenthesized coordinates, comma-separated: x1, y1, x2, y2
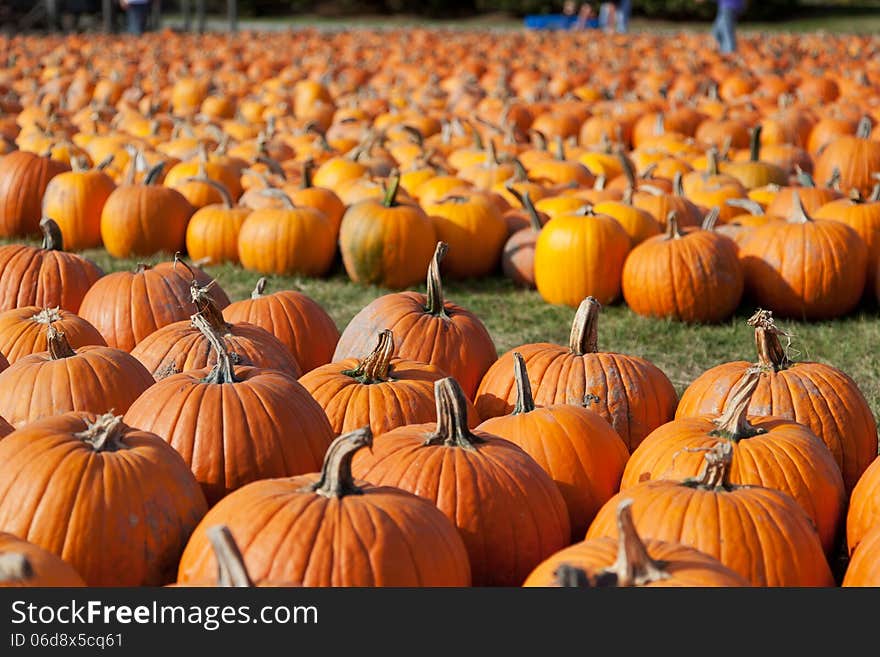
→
(65, 244, 880, 427)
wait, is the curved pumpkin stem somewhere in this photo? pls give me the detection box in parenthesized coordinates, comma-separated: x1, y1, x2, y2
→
(706, 148, 720, 176)
(192, 312, 238, 385)
(258, 187, 296, 210)
(701, 207, 721, 231)
(726, 198, 764, 216)
(74, 413, 127, 452)
(425, 378, 485, 450)
(619, 150, 637, 193)
(683, 441, 734, 490)
(40, 217, 64, 251)
(251, 277, 268, 299)
(554, 564, 592, 587)
(788, 192, 813, 224)
(665, 211, 684, 239)
(0, 553, 34, 584)
(308, 426, 373, 498)
(206, 525, 255, 587)
(709, 368, 766, 441)
(143, 160, 166, 185)
(181, 176, 233, 209)
(342, 329, 395, 384)
(46, 325, 75, 360)
(424, 241, 449, 317)
(673, 171, 685, 197)
(569, 296, 601, 355)
(747, 309, 791, 371)
(593, 499, 670, 587)
(382, 175, 401, 208)
(511, 352, 536, 415)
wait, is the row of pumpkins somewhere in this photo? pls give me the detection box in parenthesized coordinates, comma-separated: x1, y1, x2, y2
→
(0, 233, 879, 588)
(1, 30, 880, 322)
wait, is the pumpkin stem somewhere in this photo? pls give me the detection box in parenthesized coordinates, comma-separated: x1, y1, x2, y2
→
(748, 125, 762, 163)
(134, 262, 151, 274)
(857, 116, 873, 139)
(826, 167, 842, 191)
(788, 192, 813, 224)
(183, 176, 234, 209)
(193, 312, 238, 385)
(673, 171, 684, 197)
(251, 277, 268, 299)
(664, 211, 684, 239)
(95, 153, 115, 171)
(593, 499, 670, 587)
(46, 325, 75, 359)
(747, 309, 791, 370)
(701, 207, 720, 231)
(706, 148, 719, 176)
(258, 188, 296, 210)
(39, 217, 63, 251)
(683, 442, 734, 490)
(143, 161, 165, 185)
(424, 241, 449, 317)
(342, 330, 395, 384)
(308, 427, 373, 498)
(32, 307, 62, 326)
(795, 166, 816, 188)
(301, 159, 314, 190)
(74, 413, 127, 452)
(553, 135, 566, 161)
(709, 368, 766, 441)
(569, 296, 601, 355)
(511, 352, 536, 415)
(554, 564, 592, 587)
(425, 378, 484, 450)
(255, 155, 287, 180)
(619, 150, 637, 193)
(382, 175, 401, 208)
(726, 198, 765, 216)
(0, 553, 34, 583)
(206, 525, 254, 587)
(870, 183, 880, 203)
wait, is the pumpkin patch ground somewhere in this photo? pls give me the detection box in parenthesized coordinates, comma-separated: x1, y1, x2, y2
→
(1, 14, 880, 599)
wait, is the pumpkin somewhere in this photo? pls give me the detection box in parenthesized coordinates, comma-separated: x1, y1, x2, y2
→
(163, 143, 243, 201)
(284, 160, 345, 237)
(815, 116, 880, 199)
(0, 306, 105, 364)
(812, 186, 880, 296)
(423, 191, 508, 279)
(842, 525, 880, 587)
(741, 193, 868, 320)
(0, 324, 154, 428)
(719, 126, 787, 190)
(501, 189, 545, 288)
(623, 367, 845, 554)
(0, 532, 86, 588)
(125, 312, 332, 505)
(131, 279, 301, 380)
(632, 173, 703, 228)
(534, 206, 631, 307)
(676, 309, 877, 492)
(237, 188, 335, 277)
(351, 378, 570, 586)
(0, 412, 207, 586)
(0, 150, 69, 237)
(177, 427, 471, 587)
(764, 183, 842, 217)
(621, 210, 743, 323)
(100, 161, 194, 258)
(223, 277, 339, 374)
(41, 156, 116, 250)
(334, 242, 497, 400)
(846, 456, 880, 555)
(587, 442, 834, 587)
(475, 296, 678, 452)
(0, 217, 103, 313)
(184, 180, 251, 265)
(339, 176, 438, 289)
(592, 194, 661, 248)
(523, 499, 748, 587)
(301, 329, 479, 437)
(477, 352, 629, 539)
(78, 258, 229, 351)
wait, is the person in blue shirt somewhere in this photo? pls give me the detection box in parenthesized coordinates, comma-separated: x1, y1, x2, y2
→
(699, 0, 745, 54)
(119, 0, 151, 36)
(599, 0, 631, 34)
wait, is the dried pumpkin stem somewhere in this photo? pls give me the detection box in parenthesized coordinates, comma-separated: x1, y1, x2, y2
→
(342, 330, 395, 384)
(74, 413, 127, 452)
(511, 352, 536, 415)
(554, 564, 592, 587)
(857, 116, 873, 140)
(40, 217, 64, 251)
(206, 525, 254, 587)
(569, 296, 601, 355)
(424, 241, 449, 317)
(143, 161, 166, 185)
(726, 198, 764, 216)
(258, 188, 296, 210)
(749, 125, 762, 163)
(747, 309, 790, 370)
(683, 442, 734, 490)
(425, 378, 485, 450)
(46, 325, 76, 360)
(701, 207, 721, 231)
(251, 277, 268, 299)
(665, 211, 684, 239)
(788, 192, 813, 224)
(0, 553, 34, 583)
(709, 368, 765, 441)
(301, 159, 315, 190)
(32, 307, 62, 325)
(594, 499, 669, 587)
(193, 312, 238, 385)
(673, 171, 684, 197)
(309, 427, 373, 498)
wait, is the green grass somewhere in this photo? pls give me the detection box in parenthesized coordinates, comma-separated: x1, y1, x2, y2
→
(73, 245, 880, 426)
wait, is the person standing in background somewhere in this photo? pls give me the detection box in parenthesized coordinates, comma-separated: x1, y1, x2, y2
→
(120, 0, 151, 35)
(616, 0, 631, 33)
(599, 1, 631, 34)
(699, 0, 745, 54)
